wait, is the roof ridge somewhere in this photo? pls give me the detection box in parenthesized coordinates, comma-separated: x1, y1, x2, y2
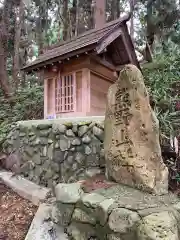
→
(43, 14, 130, 53)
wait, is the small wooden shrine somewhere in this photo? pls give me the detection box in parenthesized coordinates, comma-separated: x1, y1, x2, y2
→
(23, 14, 139, 119)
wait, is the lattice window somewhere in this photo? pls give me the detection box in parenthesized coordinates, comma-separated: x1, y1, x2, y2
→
(55, 73, 76, 113)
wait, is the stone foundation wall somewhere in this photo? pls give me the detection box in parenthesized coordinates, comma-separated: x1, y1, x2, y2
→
(2, 117, 105, 188)
(53, 182, 180, 240)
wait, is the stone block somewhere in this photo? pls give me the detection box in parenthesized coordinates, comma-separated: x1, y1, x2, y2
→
(51, 162, 60, 173)
(56, 202, 75, 226)
(85, 145, 92, 155)
(67, 222, 96, 240)
(59, 136, 71, 151)
(81, 193, 106, 208)
(55, 183, 84, 204)
(66, 129, 75, 137)
(72, 208, 96, 225)
(108, 208, 140, 233)
(82, 135, 91, 144)
(47, 144, 53, 159)
(86, 154, 100, 167)
(32, 153, 41, 165)
(53, 149, 64, 163)
(85, 168, 102, 178)
(98, 198, 115, 225)
(41, 146, 48, 157)
(78, 125, 89, 137)
(39, 129, 51, 137)
(34, 165, 44, 177)
(72, 138, 81, 146)
(75, 152, 85, 165)
(44, 169, 54, 180)
(137, 211, 179, 240)
(39, 137, 48, 145)
(107, 234, 122, 240)
(104, 64, 168, 195)
(24, 146, 35, 157)
(37, 123, 52, 130)
(72, 123, 78, 133)
(52, 123, 66, 134)
(93, 126, 104, 141)
(50, 203, 60, 224)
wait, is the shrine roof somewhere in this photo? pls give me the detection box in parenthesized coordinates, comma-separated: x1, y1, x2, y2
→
(22, 13, 139, 72)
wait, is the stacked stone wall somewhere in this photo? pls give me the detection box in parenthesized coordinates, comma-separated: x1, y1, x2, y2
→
(2, 117, 105, 188)
(52, 182, 180, 240)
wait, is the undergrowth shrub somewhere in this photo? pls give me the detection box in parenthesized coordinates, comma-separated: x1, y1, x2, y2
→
(143, 46, 180, 139)
(143, 46, 180, 192)
(0, 84, 43, 145)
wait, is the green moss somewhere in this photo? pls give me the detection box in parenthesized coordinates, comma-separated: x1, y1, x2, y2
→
(78, 121, 92, 126)
(64, 122, 73, 128)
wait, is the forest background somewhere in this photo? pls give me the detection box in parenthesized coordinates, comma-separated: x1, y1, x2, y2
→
(0, 0, 180, 144)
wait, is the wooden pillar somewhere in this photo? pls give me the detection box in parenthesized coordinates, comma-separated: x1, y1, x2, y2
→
(44, 78, 56, 119)
(44, 79, 48, 119)
(82, 68, 90, 115)
(51, 77, 56, 118)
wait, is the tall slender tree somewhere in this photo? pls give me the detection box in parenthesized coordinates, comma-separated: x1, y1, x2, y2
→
(12, 0, 25, 88)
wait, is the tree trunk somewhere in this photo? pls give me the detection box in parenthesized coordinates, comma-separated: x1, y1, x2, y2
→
(111, 0, 117, 20)
(0, 0, 13, 98)
(12, 0, 25, 89)
(129, 0, 135, 41)
(75, 0, 79, 36)
(87, 0, 93, 29)
(0, 41, 12, 98)
(63, 0, 69, 41)
(94, 0, 105, 28)
(146, 0, 156, 50)
(36, 0, 48, 55)
(116, 0, 120, 18)
(71, 0, 78, 37)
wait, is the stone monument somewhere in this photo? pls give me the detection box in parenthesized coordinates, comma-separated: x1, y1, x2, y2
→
(104, 64, 168, 195)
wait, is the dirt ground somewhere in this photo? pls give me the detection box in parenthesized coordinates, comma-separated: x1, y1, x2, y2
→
(0, 181, 38, 240)
(81, 174, 117, 193)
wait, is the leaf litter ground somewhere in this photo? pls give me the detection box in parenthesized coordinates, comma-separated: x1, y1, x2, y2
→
(0, 180, 37, 240)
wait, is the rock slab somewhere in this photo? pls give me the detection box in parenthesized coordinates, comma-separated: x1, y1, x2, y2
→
(104, 64, 168, 195)
(0, 170, 51, 205)
(54, 182, 180, 240)
(25, 203, 68, 240)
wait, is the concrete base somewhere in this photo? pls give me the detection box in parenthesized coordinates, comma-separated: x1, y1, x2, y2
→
(0, 170, 51, 205)
(25, 203, 68, 240)
(0, 170, 69, 239)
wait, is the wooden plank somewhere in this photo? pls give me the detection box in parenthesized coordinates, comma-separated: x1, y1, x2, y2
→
(90, 55, 116, 71)
(89, 58, 117, 82)
(23, 45, 95, 72)
(121, 24, 141, 69)
(44, 79, 48, 119)
(82, 68, 91, 113)
(62, 56, 90, 74)
(90, 72, 112, 114)
(89, 68, 116, 82)
(96, 28, 122, 54)
(76, 71, 83, 112)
